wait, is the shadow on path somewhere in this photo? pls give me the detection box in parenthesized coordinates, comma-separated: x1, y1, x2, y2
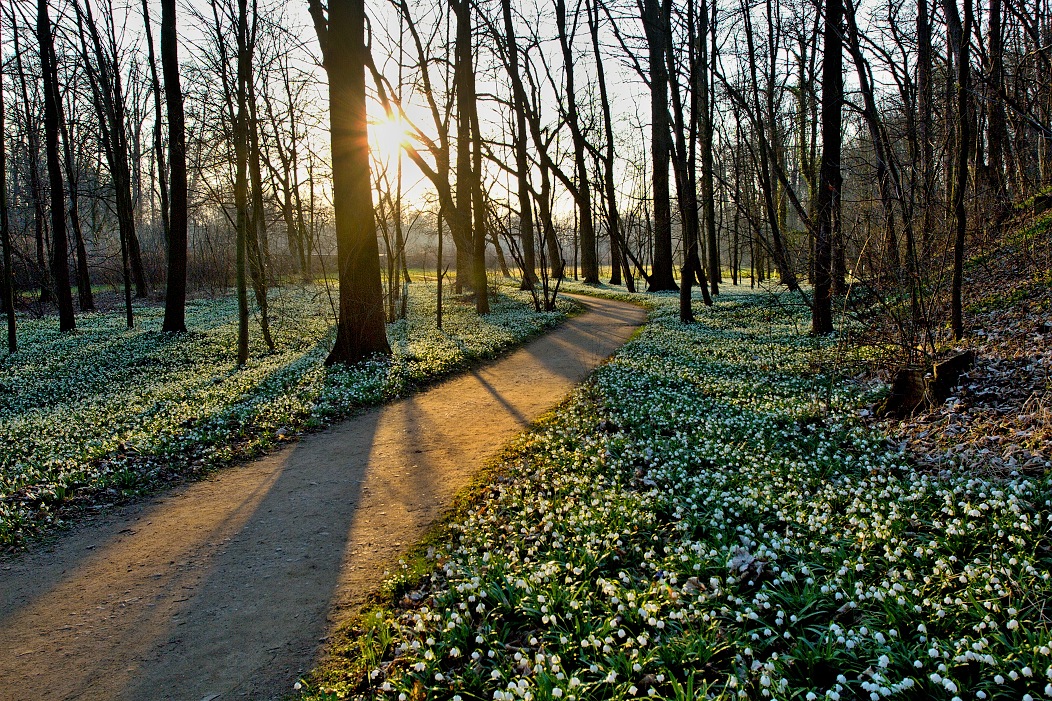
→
(0, 294, 645, 701)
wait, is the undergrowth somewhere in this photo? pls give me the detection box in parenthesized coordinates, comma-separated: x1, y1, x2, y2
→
(301, 287, 1052, 701)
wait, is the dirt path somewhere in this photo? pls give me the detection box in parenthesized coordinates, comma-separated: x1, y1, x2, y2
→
(0, 295, 644, 701)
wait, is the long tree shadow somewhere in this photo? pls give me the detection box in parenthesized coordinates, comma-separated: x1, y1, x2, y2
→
(0, 295, 646, 701)
(514, 296, 645, 381)
(0, 410, 378, 701)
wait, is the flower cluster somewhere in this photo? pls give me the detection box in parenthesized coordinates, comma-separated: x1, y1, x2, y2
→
(308, 286, 1052, 701)
(0, 285, 570, 547)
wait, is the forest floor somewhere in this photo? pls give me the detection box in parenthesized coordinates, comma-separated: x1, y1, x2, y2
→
(299, 250, 1051, 701)
(0, 285, 571, 548)
(886, 215, 1052, 477)
(0, 294, 644, 701)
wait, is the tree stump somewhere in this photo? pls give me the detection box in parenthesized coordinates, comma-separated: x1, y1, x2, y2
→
(877, 351, 975, 418)
(878, 366, 928, 418)
(930, 350, 975, 403)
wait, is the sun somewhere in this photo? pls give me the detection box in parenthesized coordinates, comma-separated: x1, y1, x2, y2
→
(370, 113, 412, 162)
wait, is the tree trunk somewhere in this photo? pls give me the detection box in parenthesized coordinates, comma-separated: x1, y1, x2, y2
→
(75, 0, 147, 303)
(141, 0, 170, 248)
(699, 0, 720, 296)
(247, 52, 275, 351)
(453, 0, 475, 294)
(813, 0, 842, 335)
(161, 0, 188, 332)
(0, 65, 16, 353)
(12, 34, 49, 305)
(987, 0, 1008, 220)
(555, 0, 598, 283)
(949, 0, 972, 340)
(917, 0, 934, 260)
(468, 14, 489, 313)
(667, 0, 711, 318)
(741, 4, 798, 290)
(312, 0, 391, 364)
(235, 0, 251, 365)
(642, 0, 677, 291)
(588, 0, 625, 287)
(38, 0, 75, 331)
(58, 108, 95, 312)
(501, 0, 536, 289)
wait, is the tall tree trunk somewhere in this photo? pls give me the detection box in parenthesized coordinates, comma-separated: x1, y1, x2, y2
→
(588, 0, 626, 287)
(949, 0, 972, 340)
(501, 0, 536, 289)
(468, 32, 488, 312)
(699, 0, 720, 296)
(12, 32, 50, 305)
(0, 63, 15, 353)
(141, 0, 170, 247)
(844, 0, 900, 276)
(917, 0, 934, 260)
(38, 0, 75, 331)
(247, 38, 274, 351)
(555, 0, 598, 283)
(450, 0, 488, 312)
(667, 0, 711, 319)
(235, 0, 250, 365)
(813, 0, 842, 335)
(741, 4, 797, 290)
(104, 3, 148, 298)
(642, 0, 677, 291)
(161, 0, 188, 332)
(987, 0, 1007, 220)
(453, 0, 475, 294)
(310, 0, 391, 364)
(59, 107, 94, 312)
(520, 62, 564, 280)
(76, 0, 148, 300)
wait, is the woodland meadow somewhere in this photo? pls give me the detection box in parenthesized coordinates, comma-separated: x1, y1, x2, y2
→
(0, 0, 1050, 696)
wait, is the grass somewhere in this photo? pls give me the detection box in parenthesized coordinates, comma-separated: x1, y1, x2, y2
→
(0, 283, 575, 549)
(301, 286, 1052, 701)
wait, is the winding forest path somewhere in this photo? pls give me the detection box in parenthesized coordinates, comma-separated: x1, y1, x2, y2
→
(0, 294, 644, 701)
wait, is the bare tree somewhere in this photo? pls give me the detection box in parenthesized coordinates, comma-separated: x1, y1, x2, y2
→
(310, 0, 391, 363)
(640, 0, 677, 291)
(947, 0, 973, 340)
(812, 0, 842, 334)
(38, 0, 75, 331)
(586, 0, 632, 289)
(10, 11, 50, 306)
(161, 0, 189, 332)
(74, 0, 148, 299)
(0, 51, 15, 353)
(499, 0, 537, 287)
